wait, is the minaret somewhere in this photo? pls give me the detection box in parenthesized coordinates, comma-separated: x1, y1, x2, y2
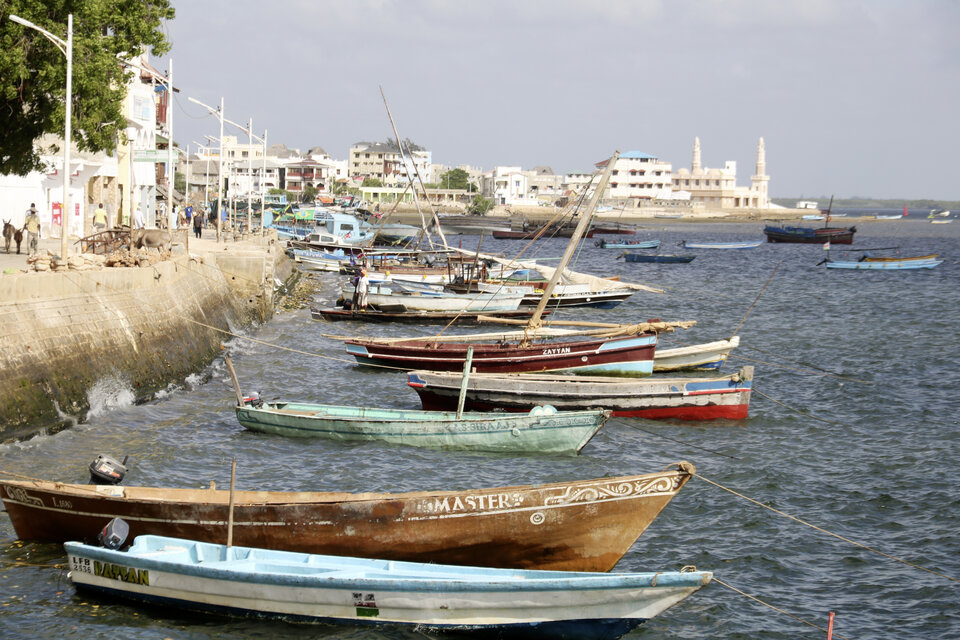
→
(751, 137, 769, 208)
(692, 137, 702, 173)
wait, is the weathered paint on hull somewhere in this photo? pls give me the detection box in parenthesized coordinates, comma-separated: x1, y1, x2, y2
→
(344, 333, 657, 376)
(407, 367, 753, 422)
(1, 464, 693, 572)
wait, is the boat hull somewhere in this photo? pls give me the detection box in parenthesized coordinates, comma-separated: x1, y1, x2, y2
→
(623, 254, 695, 263)
(492, 228, 596, 239)
(65, 535, 710, 639)
(407, 367, 753, 421)
(235, 402, 608, 454)
(826, 259, 942, 270)
(2, 466, 692, 572)
(763, 226, 856, 244)
(681, 241, 762, 250)
(653, 336, 740, 372)
(344, 333, 658, 376)
(312, 307, 553, 324)
(597, 240, 660, 250)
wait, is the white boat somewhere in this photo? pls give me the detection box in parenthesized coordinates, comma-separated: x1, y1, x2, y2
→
(681, 241, 762, 250)
(795, 201, 819, 210)
(342, 282, 524, 312)
(653, 336, 740, 372)
(801, 214, 825, 221)
(66, 535, 711, 639)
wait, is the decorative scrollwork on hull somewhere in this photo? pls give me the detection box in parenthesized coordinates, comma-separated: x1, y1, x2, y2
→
(543, 475, 683, 506)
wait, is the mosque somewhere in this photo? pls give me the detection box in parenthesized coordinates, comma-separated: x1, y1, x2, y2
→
(672, 137, 771, 211)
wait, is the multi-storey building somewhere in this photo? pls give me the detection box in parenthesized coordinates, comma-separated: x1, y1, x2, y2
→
(480, 166, 535, 206)
(349, 141, 432, 187)
(603, 151, 674, 202)
(671, 137, 770, 209)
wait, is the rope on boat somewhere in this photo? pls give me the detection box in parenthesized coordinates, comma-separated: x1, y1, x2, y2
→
(693, 472, 959, 584)
(712, 577, 853, 640)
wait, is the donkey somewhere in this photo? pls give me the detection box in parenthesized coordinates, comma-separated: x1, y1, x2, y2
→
(14, 227, 23, 254)
(2, 220, 13, 253)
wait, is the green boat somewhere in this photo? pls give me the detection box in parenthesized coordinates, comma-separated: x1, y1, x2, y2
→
(234, 401, 609, 455)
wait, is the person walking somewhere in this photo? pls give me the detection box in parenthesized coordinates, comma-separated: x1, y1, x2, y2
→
(93, 204, 107, 232)
(193, 209, 203, 239)
(24, 204, 40, 255)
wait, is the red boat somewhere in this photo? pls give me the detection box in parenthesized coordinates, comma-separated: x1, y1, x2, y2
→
(344, 332, 658, 376)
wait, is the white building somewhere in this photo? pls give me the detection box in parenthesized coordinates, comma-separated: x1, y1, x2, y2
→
(671, 137, 770, 210)
(480, 166, 536, 206)
(603, 151, 674, 202)
(349, 141, 432, 187)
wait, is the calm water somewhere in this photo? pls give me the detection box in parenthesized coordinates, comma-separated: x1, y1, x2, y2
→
(1, 216, 958, 639)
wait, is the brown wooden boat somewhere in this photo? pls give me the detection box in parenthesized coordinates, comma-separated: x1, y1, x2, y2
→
(0, 463, 694, 572)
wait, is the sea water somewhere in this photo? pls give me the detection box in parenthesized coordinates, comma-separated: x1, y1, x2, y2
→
(1, 217, 958, 639)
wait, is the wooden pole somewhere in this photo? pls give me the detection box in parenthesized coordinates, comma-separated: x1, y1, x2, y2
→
(826, 611, 835, 640)
(223, 355, 245, 406)
(527, 151, 620, 330)
(225, 457, 237, 555)
(456, 346, 474, 419)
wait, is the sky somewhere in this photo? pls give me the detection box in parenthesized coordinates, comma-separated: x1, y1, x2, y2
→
(156, 0, 959, 201)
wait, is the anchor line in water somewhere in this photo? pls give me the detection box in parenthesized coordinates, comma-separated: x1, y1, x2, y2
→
(713, 577, 853, 640)
(694, 472, 958, 584)
(729, 259, 782, 339)
(751, 388, 839, 425)
(611, 419, 739, 460)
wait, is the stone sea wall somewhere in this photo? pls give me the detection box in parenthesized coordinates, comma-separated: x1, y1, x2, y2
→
(0, 246, 292, 442)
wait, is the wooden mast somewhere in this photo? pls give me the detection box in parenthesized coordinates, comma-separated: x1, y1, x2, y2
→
(526, 151, 620, 331)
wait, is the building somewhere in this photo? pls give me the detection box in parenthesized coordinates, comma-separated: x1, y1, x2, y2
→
(349, 141, 432, 187)
(480, 166, 535, 206)
(603, 151, 674, 203)
(671, 137, 770, 210)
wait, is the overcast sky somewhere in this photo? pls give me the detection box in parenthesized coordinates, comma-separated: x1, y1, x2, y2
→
(156, 0, 959, 200)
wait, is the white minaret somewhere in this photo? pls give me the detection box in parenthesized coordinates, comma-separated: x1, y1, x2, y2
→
(692, 137, 702, 173)
(751, 137, 769, 208)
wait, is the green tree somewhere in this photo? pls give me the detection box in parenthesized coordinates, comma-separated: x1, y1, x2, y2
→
(0, 0, 175, 175)
(467, 194, 492, 216)
(302, 185, 318, 203)
(362, 177, 383, 187)
(439, 168, 475, 191)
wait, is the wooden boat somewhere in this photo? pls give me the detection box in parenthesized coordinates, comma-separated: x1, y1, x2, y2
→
(681, 240, 762, 250)
(596, 239, 660, 250)
(66, 535, 712, 638)
(623, 254, 695, 263)
(344, 331, 659, 375)
(653, 336, 740, 372)
(340, 282, 524, 312)
(445, 280, 635, 309)
(0, 462, 696, 571)
(492, 226, 596, 240)
(590, 224, 637, 235)
(861, 253, 938, 262)
(335, 152, 693, 377)
(407, 367, 754, 420)
(763, 225, 856, 244)
(825, 258, 942, 270)
(930, 219, 953, 224)
(312, 307, 552, 325)
(235, 400, 609, 454)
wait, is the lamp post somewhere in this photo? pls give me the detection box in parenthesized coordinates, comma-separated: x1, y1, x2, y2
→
(225, 120, 267, 237)
(10, 13, 72, 259)
(193, 141, 211, 211)
(189, 96, 225, 241)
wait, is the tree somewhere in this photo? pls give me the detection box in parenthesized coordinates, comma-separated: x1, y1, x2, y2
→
(467, 194, 492, 216)
(439, 168, 477, 191)
(0, 0, 175, 175)
(362, 177, 383, 187)
(302, 185, 318, 203)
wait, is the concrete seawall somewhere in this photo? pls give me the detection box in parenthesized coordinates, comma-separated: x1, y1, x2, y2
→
(0, 236, 293, 442)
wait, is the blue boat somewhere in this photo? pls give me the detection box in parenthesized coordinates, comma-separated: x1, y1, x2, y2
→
(825, 258, 943, 270)
(66, 534, 712, 640)
(596, 239, 660, 249)
(681, 240, 762, 250)
(624, 254, 695, 263)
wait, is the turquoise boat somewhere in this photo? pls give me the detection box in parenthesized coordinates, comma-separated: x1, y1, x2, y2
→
(66, 534, 712, 639)
(596, 238, 660, 249)
(235, 400, 609, 454)
(825, 258, 942, 270)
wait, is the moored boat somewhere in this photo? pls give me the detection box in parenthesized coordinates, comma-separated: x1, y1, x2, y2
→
(653, 336, 740, 372)
(596, 239, 660, 250)
(235, 400, 609, 455)
(341, 282, 524, 312)
(825, 258, 942, 270)
(623, 254, 695, 263)
(407, 367, 754, 420)
(680, 240, 762, 250)
(1, 462, 696, 571)
(66, 534, 712, 639)
(763, 225, 856, 244)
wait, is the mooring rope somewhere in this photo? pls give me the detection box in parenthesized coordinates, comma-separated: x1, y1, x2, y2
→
(694, 472, 958, 584)
(712, 577, 853, 640)
(609, 418, 739, 460)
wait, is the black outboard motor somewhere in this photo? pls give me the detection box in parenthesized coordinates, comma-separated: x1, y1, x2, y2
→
(89, 454, 128, 485)
(242, 391, 263, 408)
(98, 518, 129, 550)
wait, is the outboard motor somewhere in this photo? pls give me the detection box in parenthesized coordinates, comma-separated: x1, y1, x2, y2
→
(242, 391, 263, 408)
(98, 518, 129, 550)
(89, 454, 128, 485)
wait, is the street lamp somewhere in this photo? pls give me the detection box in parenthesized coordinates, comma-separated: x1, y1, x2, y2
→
(188, 96, 225, 241)
(10, 13, 72, 259)
(225, 119, 267, 237)
(192, 141, 211, 211)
